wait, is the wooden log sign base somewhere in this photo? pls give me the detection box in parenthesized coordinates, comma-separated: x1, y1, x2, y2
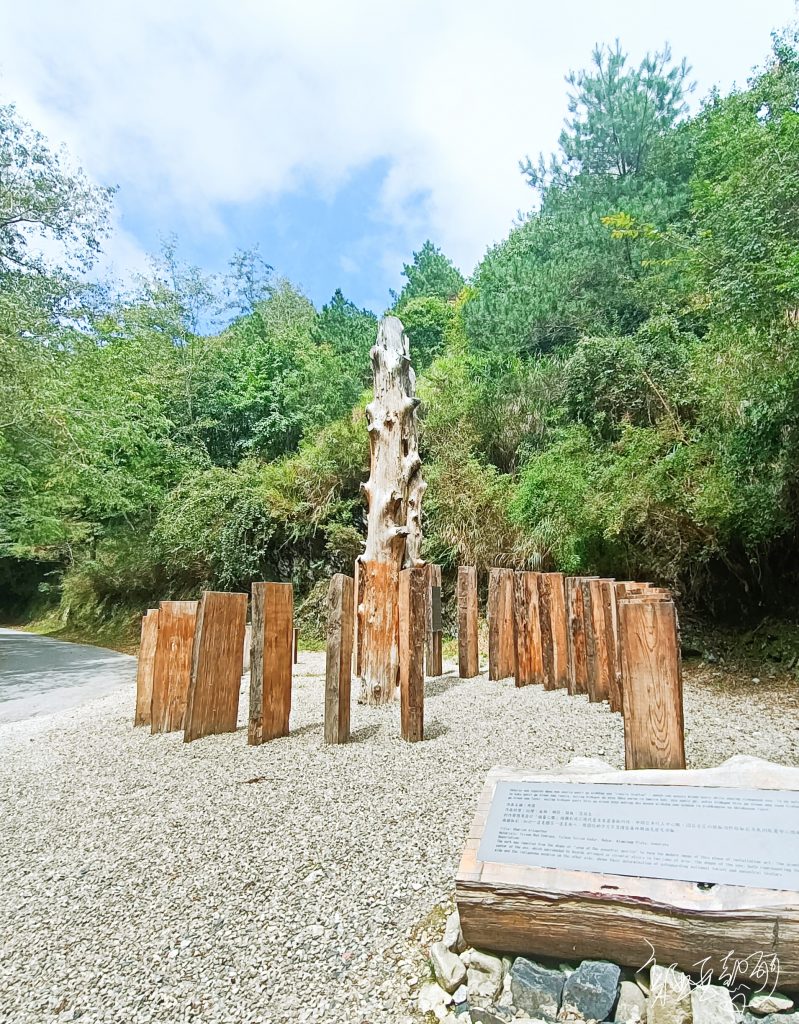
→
(457, 756, 799, 986)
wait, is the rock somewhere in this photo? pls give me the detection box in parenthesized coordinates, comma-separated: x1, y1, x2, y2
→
(452, 983, 468, 1005)
(749, 995, 794, 1016)
(431, 941, 468, 994)
(444, 909, 467, 954)
(758, 1015, 799, 1024)
(692, 985, 736, 1024)
(420, 980, 454, 1019)
(466, 950, 504, 1007)
(561, 960, 620, 1021)
(470, 1008, 511, 1024)
(615, 980, 648, 1023)
(648, 965, 692, 1024)
(511, 958, 565, 1020)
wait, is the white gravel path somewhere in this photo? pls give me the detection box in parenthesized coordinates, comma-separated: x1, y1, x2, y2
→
(1, 653, 798, 1024)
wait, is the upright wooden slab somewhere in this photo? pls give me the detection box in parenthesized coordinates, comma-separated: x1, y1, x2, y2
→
(150, 600, 198, 733)
(425, 563, 444, 677)
(565, 577, 588, 695)
(579, 577, 601, 700)
(249, 582, 293, 745)
(513, 571, 539, 687)
(183, 590, 248, 743)
(399, 566, 426, 742)
(457, 566, 479, 679)
(544, 573, 568, 688)
(353, 558, 363, 677)
(488, 568, 516, 680)
(456, 757, 799, 986)
(134, 608, 159, 726)
(358, 559, 400, 703)
(325, 573, 354, 745)
(537, 572, 557, 689)
(587, 579, 613, 704)
(619, 597, 685, 770)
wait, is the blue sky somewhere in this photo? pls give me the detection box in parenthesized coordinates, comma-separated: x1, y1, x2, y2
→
(1, 0, 796, 314)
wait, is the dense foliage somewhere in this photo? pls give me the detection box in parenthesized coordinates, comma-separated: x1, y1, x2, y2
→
(3, 29, 799, 633)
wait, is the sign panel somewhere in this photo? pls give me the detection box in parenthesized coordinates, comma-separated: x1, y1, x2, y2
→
(430, 586, 443, 633)
(478, 781, 799, 890)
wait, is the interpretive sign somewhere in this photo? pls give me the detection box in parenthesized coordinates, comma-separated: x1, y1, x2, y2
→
(430, 586, 443, 633)
(478, 781, 799, 890)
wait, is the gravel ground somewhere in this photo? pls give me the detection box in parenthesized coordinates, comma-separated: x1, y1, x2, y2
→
(1, 653, 798, 1024)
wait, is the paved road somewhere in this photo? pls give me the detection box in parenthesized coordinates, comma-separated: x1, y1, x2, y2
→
(0, 628, 136, 724)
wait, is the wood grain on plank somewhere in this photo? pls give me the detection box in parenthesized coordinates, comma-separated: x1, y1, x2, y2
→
(325, 573, 354, 744)
(619, 597, 685, 770)
(249, 582, 293, 745)
(150, 600, 198, 733)
(399, 566, 426, 742)
(544, 573, 569, 688)
(183, 590, 247, 742)
(457, 566, 479, 678)
(134, 608, 159, 726)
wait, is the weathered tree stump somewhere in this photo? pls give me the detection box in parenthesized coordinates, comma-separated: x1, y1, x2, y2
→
(150, 600, 198, 733)
(325, 573, 354, 745)
(249, 582, 293, 744)
(184, 591, 248, 743)
(457, 566, 479, 678)
(619, 597, 685, 770)
(399, 566, 426, 741)
(134, 607, 159, 727)
(358, 316, 426, 705)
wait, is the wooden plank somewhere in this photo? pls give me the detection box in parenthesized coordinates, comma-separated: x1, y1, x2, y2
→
(587, 579, 612, 703)
(248, 582, 293, 745)
(488, 569, 502, 680)
(565, 577, 588, 695)
(293, 627, 299, 665)
(399, 566, 426, 742)
(150, 600, 198, 733)
(325, 573, 354, 745)
(501, 569, 517, 679)
(183, 591, 248, 743)
(457, 566, 479, 678)
(456, 758, 799, 986)
(619, 597, 685, 770)
(544, 573, 568, 688)
(537, 572, 556, 689)
(513, 571, 538, 687)
(353, 558, 363, 677)
(134, 608, 159, 727)
(358, 559, 400, 703)
(579, 577, 601, 700)
(425, 563, 443, 677)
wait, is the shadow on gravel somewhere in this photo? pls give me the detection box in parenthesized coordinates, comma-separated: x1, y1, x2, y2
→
(424, 673, 471, 698)
(349, 724, 381, 743)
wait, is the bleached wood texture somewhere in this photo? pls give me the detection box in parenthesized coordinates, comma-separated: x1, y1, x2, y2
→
(325, 573, 354, 745)
(425, 563, 443, 677)
(353, 558, 363, 678)
(134, 608, 159, 727)
(565, 577, 589, 695)
(358, 316, 426, 705)
(399, 566, 426, 742)
(183, 590, 248, 743)
(150, 600, 198, 733)
(248, 582, 293, 745)
(513, 571, 538, 687)
(456, 757, 799, 986)
(457, 566, 479, 679)
(619, 597, 685, 770)
(488, 568, 516, 680)
(543, 573, 569, 688)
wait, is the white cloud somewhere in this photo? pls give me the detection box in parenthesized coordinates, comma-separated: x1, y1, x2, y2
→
(0, 0, 794, 281)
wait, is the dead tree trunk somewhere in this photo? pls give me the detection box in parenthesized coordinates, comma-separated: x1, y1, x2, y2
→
(357, 316, 426, 705)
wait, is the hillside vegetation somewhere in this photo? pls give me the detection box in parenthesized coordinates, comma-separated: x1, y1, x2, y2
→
(3, 31, 799, 640)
